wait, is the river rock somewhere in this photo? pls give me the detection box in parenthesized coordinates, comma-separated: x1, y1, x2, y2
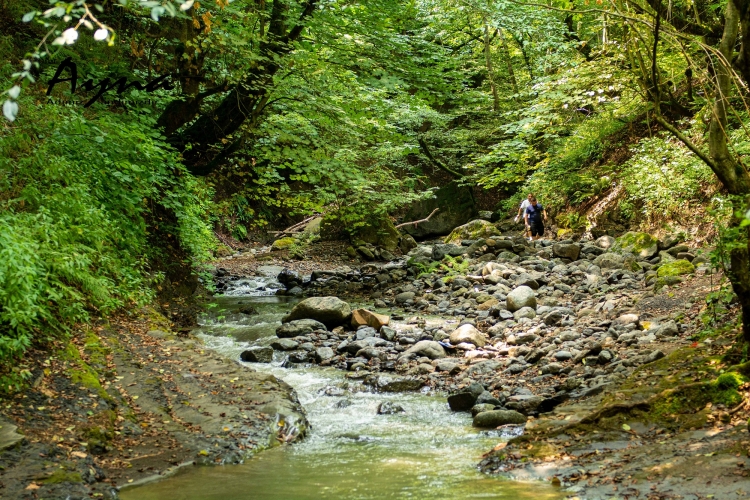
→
(595, 235, 616, 249)
(471, 404, 497, 417)
(449, 324, 486, 347)
(240, 346, 273, 363)
(513, 307, 536, 320)
(444, 219, 501, 244)
(552, 243, 580, 261)
(403, 340, 446, 359)
(351, 309, 390, 329)
(276, 319, 327, 338)
(447, 383, 485, 411)
(594, 253, 624, 269)
(368, 376, 424, 392)
(314, 347, 335, 362)
(472, 410, 526, 428)
(395, 292, 416, 304)
(282, 296, 352, 328)
(377, 402, 405, 415)
(271, 338, 299, 350)
(432, 243, 467, 261)
(506, 286, 536, 312)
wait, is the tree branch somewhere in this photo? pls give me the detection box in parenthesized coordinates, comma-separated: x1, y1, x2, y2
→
(418, 138, 463, 178)
(395, 208, 440, 229)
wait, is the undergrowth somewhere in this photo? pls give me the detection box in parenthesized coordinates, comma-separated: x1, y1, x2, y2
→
(0, 98, 215, 390)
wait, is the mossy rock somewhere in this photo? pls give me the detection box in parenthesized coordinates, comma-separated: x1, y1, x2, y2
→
(271, 237, 296, 251)
(444, 220, 501, 244)
(557, 228, 574, 239)
(654, 276, 682, 292)
(42, 470, 83, 484)
(657, 259, 695, 278)
(215, 244, 233, 257)
(352, 217, 400, 252)
(615, 231, 659, 259)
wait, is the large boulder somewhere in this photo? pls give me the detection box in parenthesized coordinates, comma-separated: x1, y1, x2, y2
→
(403, 340, 446, 359)
(552, 243, 580, 261)
(449, 324, 486, 347)
(276, 319, 327, 338)
(506, 286, 537, 312)
(472, 410, 526, 428)
(444, 219, 501, 244)
(615, 232, 659, 259)
(351, 309, 390, 330)
(401, 181, 477, 238)
(352, 217, 400, 252)
(282, 297, 352, 328)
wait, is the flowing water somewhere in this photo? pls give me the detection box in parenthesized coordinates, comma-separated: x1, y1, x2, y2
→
(121, 274, 563, 500)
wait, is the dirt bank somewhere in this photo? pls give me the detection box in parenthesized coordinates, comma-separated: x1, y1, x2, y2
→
(0, 308, 307, 499)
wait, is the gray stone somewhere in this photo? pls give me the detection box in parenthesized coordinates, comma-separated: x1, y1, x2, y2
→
(371, 376, 424, 392)
(403, 340, 446, 359)
(554, 350, 572, 361)
(513, 306, 536, 320)
(595, 235, 616, 249)
(449, 324, 486, 347)
(276, 319, 327, 338)
(471, 404, 497, 417)
(380, 326, 397, 341)
(432, 243, 467, 261)
(377, 401, 405, 415)
(435, 360, 461, 374)
(271, 338, 299, 350)
(240, 346, 274, 363)
(315, 346, 335, 362)
(594, 253, 624, 269)
(506, 286, 537, 312)
(552, 243, 580, 261)
(472, 410, 526, 428)
(448, 383, 485, 411)
(355, 327, 379, 340)
(282, 297, 352, 328)
(395, 292, 416, 304)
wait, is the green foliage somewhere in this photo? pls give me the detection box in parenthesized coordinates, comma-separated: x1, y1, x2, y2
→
(0, 97, 214, 369)
(618, 135, 715, 223)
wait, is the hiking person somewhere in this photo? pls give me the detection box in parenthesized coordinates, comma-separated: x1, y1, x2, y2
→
(524, 196, 547, 240)
(515, 193, 533, 238)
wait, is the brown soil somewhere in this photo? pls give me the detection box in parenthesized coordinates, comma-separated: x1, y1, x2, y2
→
(0, 308, 306, 499)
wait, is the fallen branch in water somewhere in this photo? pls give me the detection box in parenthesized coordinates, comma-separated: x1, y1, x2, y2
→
(395, 208, 439, 229)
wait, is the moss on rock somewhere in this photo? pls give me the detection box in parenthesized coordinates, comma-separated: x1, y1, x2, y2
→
(657, 259, 695, 278)
(616, 231, 659, 258)
(444, 220, 501, 244)
(271, 237, 296, 251)
(352, 217, 400, 251)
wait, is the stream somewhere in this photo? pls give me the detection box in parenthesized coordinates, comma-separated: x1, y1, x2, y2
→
(120, 273, 563, 500)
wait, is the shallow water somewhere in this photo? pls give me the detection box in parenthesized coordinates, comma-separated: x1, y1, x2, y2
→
(121, 279, 563, 500)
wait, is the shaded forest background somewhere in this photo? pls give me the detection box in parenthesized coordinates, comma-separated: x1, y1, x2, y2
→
(1, 0, 750, 389)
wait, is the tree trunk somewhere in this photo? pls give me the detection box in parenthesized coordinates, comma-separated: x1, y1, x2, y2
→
(157, 0, 319, 175)
(498, 28, 518, 94)
(483, 19, 500, 111)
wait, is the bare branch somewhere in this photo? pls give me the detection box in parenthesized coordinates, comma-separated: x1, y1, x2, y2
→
(395, 208, 439, 229)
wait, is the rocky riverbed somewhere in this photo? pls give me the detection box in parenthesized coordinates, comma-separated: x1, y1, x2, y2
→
(213, 223, 750, 498)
